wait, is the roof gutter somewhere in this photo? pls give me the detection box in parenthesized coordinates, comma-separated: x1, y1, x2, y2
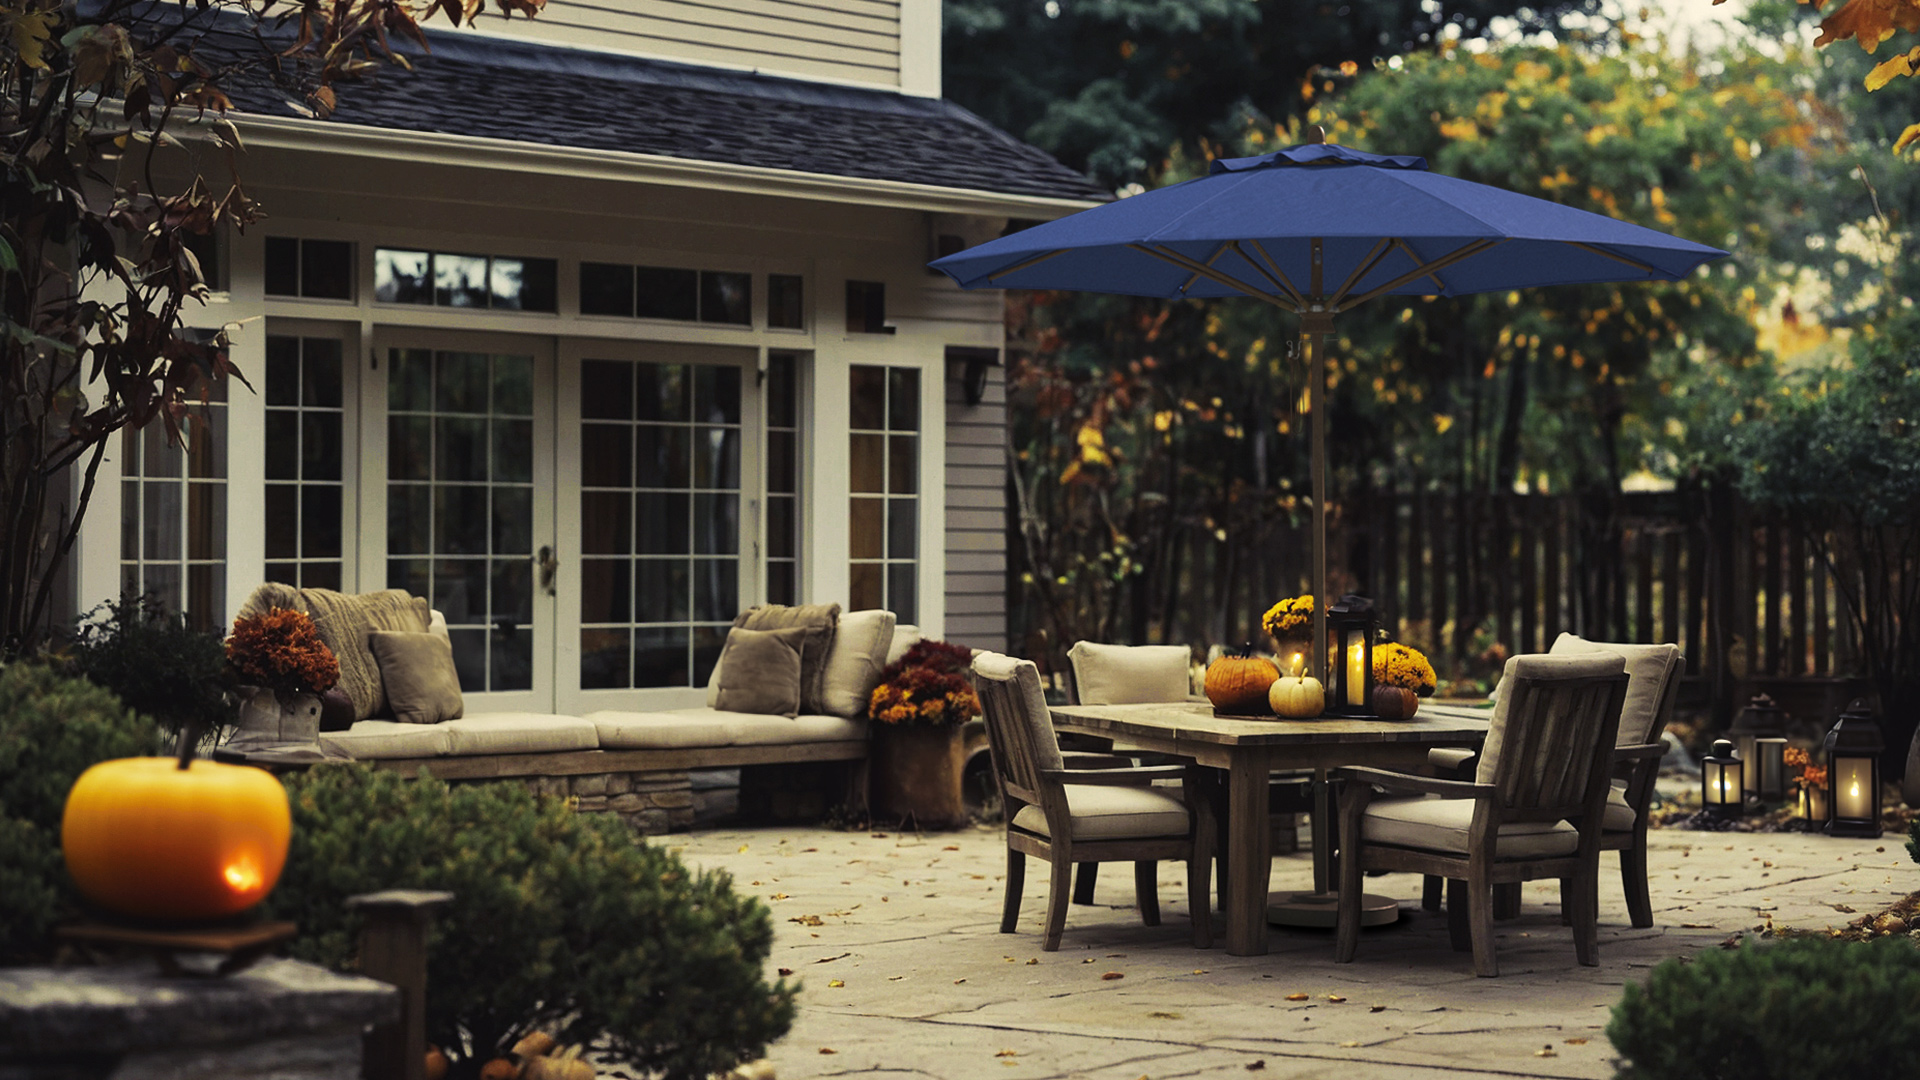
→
(226, 113, 1104, 220)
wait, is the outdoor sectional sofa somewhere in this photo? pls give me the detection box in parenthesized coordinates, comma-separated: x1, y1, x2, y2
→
(238, 585, 915, 833)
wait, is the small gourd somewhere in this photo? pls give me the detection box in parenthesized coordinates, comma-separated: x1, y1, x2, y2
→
(1267, 656, 1325, 719)
(1205, 644, 1279, 714)
(1372, 684, 1419, 721)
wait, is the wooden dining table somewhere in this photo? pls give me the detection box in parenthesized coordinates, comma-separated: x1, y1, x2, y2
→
(1049, 701, 1492, 956)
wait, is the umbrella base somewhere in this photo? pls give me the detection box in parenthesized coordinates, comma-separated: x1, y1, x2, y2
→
(1266, 890, 1399, 929)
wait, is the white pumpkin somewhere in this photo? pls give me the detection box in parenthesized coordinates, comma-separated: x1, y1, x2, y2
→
(1269, 674, 1325, 719)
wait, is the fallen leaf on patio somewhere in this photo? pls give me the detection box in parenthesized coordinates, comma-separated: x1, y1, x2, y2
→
(1028, 958, 1039, 965)
(1565, 1037, 1589, 1045)
(1326, 995, 1346, 1003)
(1083, 958, 1097, 964)
(955, 978, 967, 984)
(827, 980, 844, 988)
(871, 833, 889, 839)
(737, 844, 750, 853)
(1102, 972, 1125, 980)
(1246, 1061, 1266, 1071)
(995, 1050, 1018, 1057)
(802, 847, 818, 852)
(789, 915, 823, 927)
(1107, 953, 1126, 958)
(814, 953, 850, 964)
(1681, 923, 1715, 929)
(945, 845, 960, 851)
(1192, 969, 1208, 975)
(770, 893, 789, 900)
(1877, 847, 1886, 853)
(1148, 1011, 1181, 1019)
(882, 897, 889, 902)
(1339, 1041, 1360, 1048)
(1833, 904, 1857, 913)
(888, 975, 904, 981)
(750, 880, 762, 886)
(1370, 1005, 1386, 1013)
(1285, 993, 1309, 1001)
(818, 1048, 836, 1055)
(777, 968, 794, 976)
(1536, 1046, 1558, 1058)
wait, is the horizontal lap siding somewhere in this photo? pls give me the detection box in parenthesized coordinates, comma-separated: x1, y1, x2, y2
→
(946, 364, 1008, 651)
(491, 0, 901, 87)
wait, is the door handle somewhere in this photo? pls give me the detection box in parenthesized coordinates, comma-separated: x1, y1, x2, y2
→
(537, 544, 558, 596)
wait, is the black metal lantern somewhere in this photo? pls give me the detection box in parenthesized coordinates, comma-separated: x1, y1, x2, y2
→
(1702, 739, 1744, 818)
(1824, 699, 1884, 838)
(1326, 594, 1377, 718)
(1754, 738, 1788, 801)
(1729, 693, 1788, 797)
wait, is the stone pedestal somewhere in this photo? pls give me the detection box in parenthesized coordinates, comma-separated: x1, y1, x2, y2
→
(0, 958, 396, 1080)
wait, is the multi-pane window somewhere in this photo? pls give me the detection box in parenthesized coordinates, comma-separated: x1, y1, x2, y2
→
(386, 348, 536, 693)
(264, 237, 353, 300)
(374, 249, 558, 312)
(577, 360, 742, 689)
(120, 378, 227, 631)
(765, 353, 801, 605)
(849, 365, 917, 623)
(767, 274, 805, 330)
(263, 335, 345, 590)
(579, 264, 751, 325)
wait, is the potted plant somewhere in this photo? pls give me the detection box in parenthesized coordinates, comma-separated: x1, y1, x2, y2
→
(868, 640, 983, 829)
(1371, 642, 1437, 720)
(225, 608, 342, 762)
(1261, 594, 1315, 671)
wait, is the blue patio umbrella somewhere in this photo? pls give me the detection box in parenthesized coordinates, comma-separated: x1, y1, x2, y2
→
(931, 139, 1727, 676)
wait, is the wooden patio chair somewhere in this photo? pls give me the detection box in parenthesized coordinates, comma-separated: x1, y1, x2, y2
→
(1334, 654, 1628, 977)
(972, 651, 1213, 951)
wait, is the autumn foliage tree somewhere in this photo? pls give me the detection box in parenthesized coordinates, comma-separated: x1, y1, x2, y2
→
(1733, 0, 1920, 155)
(0, 0, 540, 655)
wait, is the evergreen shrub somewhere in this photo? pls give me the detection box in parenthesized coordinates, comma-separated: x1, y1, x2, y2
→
(1607, 936, 1920, 1079)
(66, 595, 232, 740)
(267, 765, 796, 1080)
(0, 662, 164, 963)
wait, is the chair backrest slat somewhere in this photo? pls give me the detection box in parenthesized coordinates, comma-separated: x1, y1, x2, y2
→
(1481, 657, 1629, 820)
(972, 652, 1063, 802)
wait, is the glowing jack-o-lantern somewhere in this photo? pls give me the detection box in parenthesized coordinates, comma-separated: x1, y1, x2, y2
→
(62, 757, 292, 922)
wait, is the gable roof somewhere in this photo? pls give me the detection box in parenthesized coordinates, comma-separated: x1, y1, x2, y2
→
(222, 29, 1107, 204)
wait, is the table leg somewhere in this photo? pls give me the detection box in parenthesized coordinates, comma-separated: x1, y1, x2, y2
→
(1225, 754, 1272, 956)
(1311, 768, 1331, 895)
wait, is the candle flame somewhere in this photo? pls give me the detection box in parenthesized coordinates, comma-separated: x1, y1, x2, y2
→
(224, 858, 263, 894)
(1850, 780, 1860, 799)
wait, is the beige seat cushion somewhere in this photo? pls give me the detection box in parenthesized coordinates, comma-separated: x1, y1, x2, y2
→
(1475, 653, 1626, 786)
(319, 720, 452, 760)
(1011, 784, 1191, 841)
(676, 709, 867, 746)
(1362, 795, 1579, 859)
(1068, 641, 1193, 704)
(1603, 779, 1636, 831)
(819, 609, 896, 718)
(368, 631, 465, 725)
(441, 714, 599, 756)
(588, 711, 739, 750)
(712, 626, 809, 717)
(1548, 635, 1682, 745)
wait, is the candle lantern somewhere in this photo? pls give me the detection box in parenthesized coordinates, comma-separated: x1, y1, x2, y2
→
(1729, 693, 1788, 797)
(1798, 782, 1830, 826)
(1702, 739, 1744, 818)
(1754, 738, 1788, 801)
(1326, 594, 1377, 718)
(1823, 699, 1884, 838)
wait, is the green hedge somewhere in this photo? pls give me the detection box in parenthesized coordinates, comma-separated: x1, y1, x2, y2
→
(0, 662, 164, 963)
(1608, 936, 1920, 1079)
(267, 765, 796, 1080)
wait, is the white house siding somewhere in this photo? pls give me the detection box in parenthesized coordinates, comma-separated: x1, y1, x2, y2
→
(451, 0, 942, 94)
(942, 359, 1008, 651)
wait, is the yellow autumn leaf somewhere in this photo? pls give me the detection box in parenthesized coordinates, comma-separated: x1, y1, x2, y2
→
(827, 979, 844, 988)
(1895, 121, 1920, 153)
(9, 10, 57, 69)
(1866, 45, 1920, 90)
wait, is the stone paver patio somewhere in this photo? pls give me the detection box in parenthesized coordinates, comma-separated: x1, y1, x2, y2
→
(667, 823, 1914, 1079)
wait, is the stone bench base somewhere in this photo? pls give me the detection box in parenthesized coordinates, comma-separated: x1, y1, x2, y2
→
(514, 770, 697, 833)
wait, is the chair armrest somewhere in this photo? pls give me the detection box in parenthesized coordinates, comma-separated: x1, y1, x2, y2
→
(1043, 765, 1189, 786)
(1612, 741, 1666, 761)
(1332, 766, 1493, 800)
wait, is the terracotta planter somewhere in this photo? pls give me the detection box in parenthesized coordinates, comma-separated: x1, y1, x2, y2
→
(1372, 684, 1419, 721)
(871, 723, 971, 829)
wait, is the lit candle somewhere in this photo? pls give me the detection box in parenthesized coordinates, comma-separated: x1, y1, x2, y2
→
(1836, 758, 1873, 821)
(1346, 636, 1366, 707)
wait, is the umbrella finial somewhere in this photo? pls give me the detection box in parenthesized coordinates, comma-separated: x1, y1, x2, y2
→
(1303, 125, 1326, 145)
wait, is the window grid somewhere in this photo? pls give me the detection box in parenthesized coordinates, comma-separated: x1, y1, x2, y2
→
(119, 382, 227, 633)
(765, 352, 801, 606)
(848, 364, 916, 624)
(263, 335, 345, 591)
(577, 359, 742, 690)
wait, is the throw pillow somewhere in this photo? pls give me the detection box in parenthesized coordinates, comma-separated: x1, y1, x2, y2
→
(367, 631, 466, 725)
(713, 627, 810, 717)
(731, 603, 841, 714)
(298, 588, 433, 721)
(819, 609, 896, 719)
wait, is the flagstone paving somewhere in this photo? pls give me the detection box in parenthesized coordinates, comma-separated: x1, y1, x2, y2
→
(666, 825, 1916, 1079)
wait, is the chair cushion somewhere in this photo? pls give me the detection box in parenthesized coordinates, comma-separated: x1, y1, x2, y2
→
(1475, 653, 1626, 787)
(1549, 635, 1682, 745)
(818, 609, 896, 718)
(1362, 795, 1579, 859)
(712, 626, 809, 717)
(588, 711, 738, 750)
(1011, 783, 1191, 840)
(669, 708, 866, 746)
(1068, 642, 1192, 705)
(1428, 747, 1477, 773)
(887, 624, 923, 665)
(972, 652, 1064, 773)
(1603, 779, 1635, 831)
(441, 714, 599, 755)
(367, 630, 465, 725)
(319, 720, 452, 759)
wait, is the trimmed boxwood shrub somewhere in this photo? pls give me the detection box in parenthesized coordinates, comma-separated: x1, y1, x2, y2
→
(266, 764, 796, 1080)
(66, 595, 232, 741)
(1608, 936, 1920, 1079)
(0, 662, 164, 963)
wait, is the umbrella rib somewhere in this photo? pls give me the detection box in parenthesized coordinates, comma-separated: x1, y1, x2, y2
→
(1392, 239, 1450, 294)
(1179, 242, 1235, 297)
(1564, 241, 1660, 276)
(1242, 241, 1305, 308)
(1328, 237, 1395, 308)
(986, 248, 1070, 284)
(1129, 244, 1294, 309)
(1337, 238, 1500, 312)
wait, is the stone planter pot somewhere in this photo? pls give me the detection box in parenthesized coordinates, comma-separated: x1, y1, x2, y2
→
(225, 687, 337, 763)
(871, 723, 972, 829)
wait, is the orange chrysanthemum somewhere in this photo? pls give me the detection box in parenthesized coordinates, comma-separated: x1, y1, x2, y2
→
(227, 607, 339, 695)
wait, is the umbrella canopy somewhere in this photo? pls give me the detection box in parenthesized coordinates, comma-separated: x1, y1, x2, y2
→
(931, 141, 1728, 681)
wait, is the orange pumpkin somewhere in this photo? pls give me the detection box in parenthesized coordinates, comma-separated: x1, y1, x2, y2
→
(62, 757, 291, 922)
(1205, 646, 1279, 714)
(1372, 685, 1419, 721)
(424, 1047, 450, 1080)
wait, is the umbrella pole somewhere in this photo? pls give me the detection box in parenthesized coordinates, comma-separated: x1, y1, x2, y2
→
(1302, 312, 1334, 682)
